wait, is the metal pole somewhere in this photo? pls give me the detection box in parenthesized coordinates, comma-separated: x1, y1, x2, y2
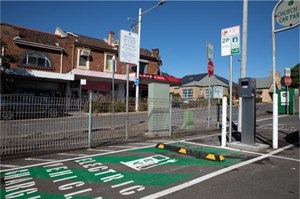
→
(112, 60, 115, 129)
(208, 75, 211, 127)
(88, 91, 92, 149)
(229, 55, 233, 143)
(126, 64, 129, 140)
(272, 1, 279, 149)
(241, 0, 248, 78)
(135, 8, 142, 112)
(79, 82, 82, 113)
(239, 0, 248, 133)
(287, 86, 289, 115)
(169, 94, 172, 136)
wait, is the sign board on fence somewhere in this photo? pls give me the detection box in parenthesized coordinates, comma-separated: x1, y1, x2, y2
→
(119, 30, 138, 65)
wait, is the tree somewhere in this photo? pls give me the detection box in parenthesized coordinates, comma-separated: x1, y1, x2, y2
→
(0, 40, 17, 72)
(1, 40, 17, 94)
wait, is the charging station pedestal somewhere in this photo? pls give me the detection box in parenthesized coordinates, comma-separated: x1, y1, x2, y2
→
(238, 78, 256, 145)
(227, 77, 269, 151)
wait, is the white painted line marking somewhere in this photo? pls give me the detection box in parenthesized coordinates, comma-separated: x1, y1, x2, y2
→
(57, 153, 88, 157)
(183, 141, 300, 162)
(256, 115, 286, 122)
(25, 158, 57, 162)
(0, 142, 166, 172)
(130, 142, 148, 146)
(87, 149, 113, 152)
(141, 144, 295, 199)
(108, 145, 138, 148)
(0, 164, 19, 168)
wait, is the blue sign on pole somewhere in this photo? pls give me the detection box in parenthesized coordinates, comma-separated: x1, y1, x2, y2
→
(232, 36, 239, 43)
(134, 77, 140, 86)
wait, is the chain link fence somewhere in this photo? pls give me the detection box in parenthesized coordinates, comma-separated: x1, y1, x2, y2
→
(0, 94, 223, 158)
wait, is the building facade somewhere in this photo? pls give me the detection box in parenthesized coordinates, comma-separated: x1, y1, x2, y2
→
(0, 23, 180, 98)
(170, 73, 236, 100)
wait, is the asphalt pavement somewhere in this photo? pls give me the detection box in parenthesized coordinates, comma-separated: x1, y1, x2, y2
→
(0, 112, 299, 199)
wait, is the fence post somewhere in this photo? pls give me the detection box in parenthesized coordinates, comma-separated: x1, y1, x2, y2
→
(169, 94, 172, 136)
(88, 91, 92, 149)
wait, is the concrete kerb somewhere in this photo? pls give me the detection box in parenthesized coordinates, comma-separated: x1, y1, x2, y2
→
(227, 141, 270, 152)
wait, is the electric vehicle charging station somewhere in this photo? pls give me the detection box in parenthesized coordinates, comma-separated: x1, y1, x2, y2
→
(238, 77, 256, 145)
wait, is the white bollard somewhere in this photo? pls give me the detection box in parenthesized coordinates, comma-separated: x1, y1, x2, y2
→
(221, 97, 227, 147)
(273, 93, 278, 149)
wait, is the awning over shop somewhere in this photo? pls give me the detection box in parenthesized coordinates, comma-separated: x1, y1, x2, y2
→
(140, 74, 181, 86)
(5, 68, 74, 81)
(81, 81, 111, 91)
(70, 68, 136, 82)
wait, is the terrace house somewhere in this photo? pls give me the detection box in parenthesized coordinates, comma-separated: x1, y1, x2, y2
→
(0, 23, 180, 99)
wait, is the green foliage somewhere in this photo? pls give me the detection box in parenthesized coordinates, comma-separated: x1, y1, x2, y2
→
(171, 93, 181, 97)
(0, 40, 17, 71)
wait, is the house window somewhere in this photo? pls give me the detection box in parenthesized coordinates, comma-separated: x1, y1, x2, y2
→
(104, 53, 116, 72)
(130, 60, 148, 74)
(199, 88, 203, 97)
(77, 49, 90, 68)
(182, 89, 193, 100)
(21, 52, 51, 68)
(205, 87, 212, 98)
(140, 62, 148, 74)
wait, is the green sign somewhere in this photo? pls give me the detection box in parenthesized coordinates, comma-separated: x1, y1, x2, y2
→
(231, 48, 240, 55)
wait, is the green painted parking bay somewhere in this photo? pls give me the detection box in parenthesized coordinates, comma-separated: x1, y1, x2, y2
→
(1, 142, 256, 199)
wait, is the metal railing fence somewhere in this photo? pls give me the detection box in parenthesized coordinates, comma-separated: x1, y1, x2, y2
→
(0, 94, 223, 157)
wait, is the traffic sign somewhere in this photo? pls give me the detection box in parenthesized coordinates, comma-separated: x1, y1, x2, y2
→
(208, 60, 214, 76)
(134, 77, 140, 86)
(275, 0, 300, 27)
(221, 26, 240, 56)
(284, 76, 292, 87)
(206, 42, 214, 60)
(119, 30, 138, 65)
(284, 68, 291, 77)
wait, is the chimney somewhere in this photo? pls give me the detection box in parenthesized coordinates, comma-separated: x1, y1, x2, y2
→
(152, 48, 159, 57)
(108, 31, 115, 45)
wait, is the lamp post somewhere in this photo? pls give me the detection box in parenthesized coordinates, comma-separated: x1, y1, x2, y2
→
(129, 0, 166, 112)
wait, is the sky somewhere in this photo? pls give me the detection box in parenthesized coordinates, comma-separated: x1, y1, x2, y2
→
(1, 0, 299, 83)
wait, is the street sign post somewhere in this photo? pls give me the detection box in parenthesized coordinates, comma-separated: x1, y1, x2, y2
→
(284, 76, 292, 115)
(207, 60, 214, 128)
(272, 0, 299, 148)
(221, 25, 240, 143)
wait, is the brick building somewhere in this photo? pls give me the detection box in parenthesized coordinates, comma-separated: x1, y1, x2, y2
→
(0, 23, 180, 98)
